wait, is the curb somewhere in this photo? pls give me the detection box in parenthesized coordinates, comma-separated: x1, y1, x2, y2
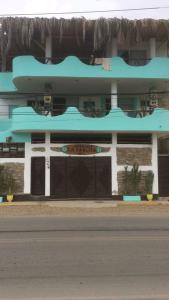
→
(0, 200, 168, 208)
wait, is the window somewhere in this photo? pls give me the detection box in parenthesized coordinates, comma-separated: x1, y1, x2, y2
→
(0, 143, 25, 157)
(129, 50, 147, 66)
(79, 96, 104, 117)
(52, 97, 66, 116)
(105, 98, 111, 114)
(118, 49, 147, 66)
(117, 134, 152, 144)
(50, 133, 112, 144)
(28, 100, 45, 115)
(28, 98, 67, 116)
(31, 133, 45, 144)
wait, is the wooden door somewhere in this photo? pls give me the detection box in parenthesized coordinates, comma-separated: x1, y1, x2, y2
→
(158, 156, 169, 196)
(50, 157, 111, 198)
(67, 157, 95, 198)
(95, 157, 111, 197)
(31, 157, 45, 195)
(50, 157, 67, 197)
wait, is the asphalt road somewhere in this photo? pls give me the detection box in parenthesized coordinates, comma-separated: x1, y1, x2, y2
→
(1, 216, 169, 300)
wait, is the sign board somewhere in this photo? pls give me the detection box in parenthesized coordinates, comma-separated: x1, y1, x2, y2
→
(50, 144, 110, 155)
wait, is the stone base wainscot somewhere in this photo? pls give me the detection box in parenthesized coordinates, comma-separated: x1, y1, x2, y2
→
(2, 163, 24, 193)
(117, 148, 152, 166)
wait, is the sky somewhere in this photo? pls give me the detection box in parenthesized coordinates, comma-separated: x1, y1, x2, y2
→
(0, 0, 169, 19)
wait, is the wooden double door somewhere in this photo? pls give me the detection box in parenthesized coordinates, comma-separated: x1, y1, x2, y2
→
(31, 157, 45, 195)
(50, 157, 111, 198)
(158, 156, 169, 196)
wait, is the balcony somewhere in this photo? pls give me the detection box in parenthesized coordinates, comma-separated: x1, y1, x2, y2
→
(9, 106, 169, 133)
(0, 55, 169, 93)
(0, 105, 169, 143)
(11, 56, 169, 90)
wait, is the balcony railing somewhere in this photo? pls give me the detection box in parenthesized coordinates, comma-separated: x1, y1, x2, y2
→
(124, 109, 153, 117)
(124, 58, 151, 66)
(29, 104, 153, 118)
(0, 55, 152, 71)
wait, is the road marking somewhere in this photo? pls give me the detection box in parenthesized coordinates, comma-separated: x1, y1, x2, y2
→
(3, 296, 169, 300)
(0, 235, 169, 243)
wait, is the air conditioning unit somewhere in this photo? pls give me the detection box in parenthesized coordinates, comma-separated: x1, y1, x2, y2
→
(6, 136, 12, 143)
(44, 95, 52, 104)
(150, 99, 158, 107)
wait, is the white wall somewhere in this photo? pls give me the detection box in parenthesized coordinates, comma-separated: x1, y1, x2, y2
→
(0, 98, 27, 119)
(24, 135, 112, 196)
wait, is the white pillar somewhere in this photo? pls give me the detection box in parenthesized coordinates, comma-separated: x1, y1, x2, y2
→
(152, 133, 158, 194)
(24, 142, 31, 194)
(149, 37, 156, 58)
(109, 39, 118, 195)
(45, 132, 50, 196)
(111, 81, 118, 108)
(111, 38, 117, 56)
(106, 37, 117, 57)
(112, 133, 118, 194)
(45, 34, 52, 64)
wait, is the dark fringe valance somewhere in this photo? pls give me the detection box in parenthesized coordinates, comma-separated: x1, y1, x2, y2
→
(0, 17, 169, 54)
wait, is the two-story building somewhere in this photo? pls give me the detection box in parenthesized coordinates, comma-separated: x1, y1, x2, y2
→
(0, 17, 169, 199)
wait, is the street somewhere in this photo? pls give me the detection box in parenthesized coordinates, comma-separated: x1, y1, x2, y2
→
(0, 216, 169, 299)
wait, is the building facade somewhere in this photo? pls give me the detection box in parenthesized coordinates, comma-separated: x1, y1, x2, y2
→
(0, 17, 169, 198)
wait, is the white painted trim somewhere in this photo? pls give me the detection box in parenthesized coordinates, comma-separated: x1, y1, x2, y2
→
(111, 81, 117, 108)
(24, 142, 31, 194)
(117, 144, 152, 148)
(111, 133, 118, 194)
(30, 143, 112, 157)
(45, 132, 50, 196)
(45, 156, 50, 196)
(117, 165, 153, 171)
(0, 158, 24, 163)
(152, 133, 158, 194)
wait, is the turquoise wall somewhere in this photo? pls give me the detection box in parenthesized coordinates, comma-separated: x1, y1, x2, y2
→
(13, 56, 169, 80)
(1, 56, 169, 92)
(0, 55, 169, 142)
(8, 106, 169, 132)
(0, 106, 169, 142)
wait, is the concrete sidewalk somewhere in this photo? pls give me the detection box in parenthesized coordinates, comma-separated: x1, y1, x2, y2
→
(0, 199, 169, 216)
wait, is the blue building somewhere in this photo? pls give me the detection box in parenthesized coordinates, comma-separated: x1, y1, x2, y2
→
(0, 17, 169, 199)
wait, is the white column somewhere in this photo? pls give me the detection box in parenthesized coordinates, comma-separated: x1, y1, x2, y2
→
(109, 38, 118, 195)
(149, 37, 156, 58)
(111, 38, 117, 56)
(45, 132, 50, 196)
(152, 133, 158, 194)
(111, 81, 118, 108)
(106, 37, 117, 57)
(45, 34, 52, 64)
(24, 142, 31, 194)
(111, 133, 118, 194)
